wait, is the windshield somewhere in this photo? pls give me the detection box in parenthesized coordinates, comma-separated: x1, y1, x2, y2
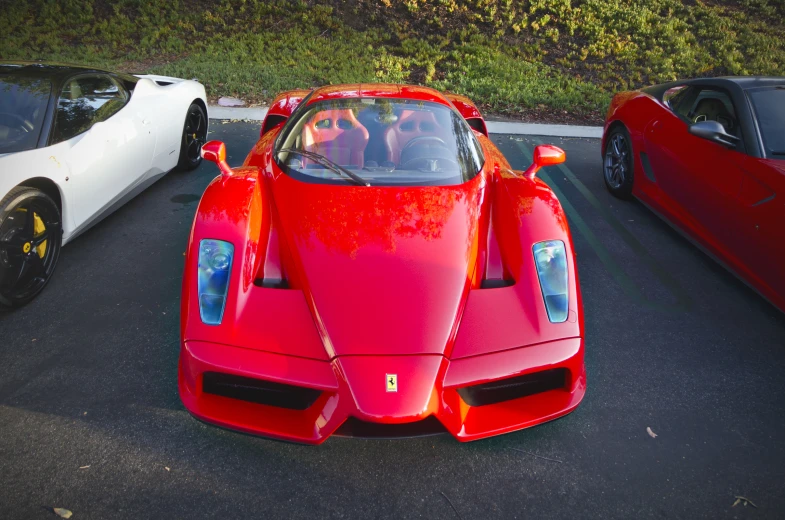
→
(748, 87, 785, 158)
(0, 76, 51, 154)
(275, 98, 484, 186)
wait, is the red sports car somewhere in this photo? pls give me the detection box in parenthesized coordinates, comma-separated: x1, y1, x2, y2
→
(179, 84, 585, 444)
(603, 77, 785, 313)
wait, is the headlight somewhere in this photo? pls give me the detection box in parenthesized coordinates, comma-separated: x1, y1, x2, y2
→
(532, 240, 569, 323)
(198, 239, 234, 325)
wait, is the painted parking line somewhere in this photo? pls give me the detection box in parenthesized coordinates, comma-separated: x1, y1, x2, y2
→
(514, 139, 692, 312)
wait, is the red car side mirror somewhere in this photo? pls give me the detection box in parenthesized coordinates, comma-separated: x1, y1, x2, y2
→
(201, 141, 232, 177)
(523, 144, 566, 178)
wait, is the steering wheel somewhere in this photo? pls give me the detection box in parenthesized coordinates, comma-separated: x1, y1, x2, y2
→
(401, 135, 446, 151)
(0, 112, 34, 133)
(400, 136, 460, 171)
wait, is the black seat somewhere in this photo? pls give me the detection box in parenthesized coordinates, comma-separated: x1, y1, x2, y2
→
(692, 98, 735, 133)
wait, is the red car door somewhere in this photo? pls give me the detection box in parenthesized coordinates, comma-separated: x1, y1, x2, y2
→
(643, 86, 750, 259)
(727, 156, 785, 305)
(723, 86, 785, 308)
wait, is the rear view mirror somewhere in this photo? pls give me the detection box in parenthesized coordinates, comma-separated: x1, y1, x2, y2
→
(688, 120, 740, 149)
(201, 140, 232, 177)
(523, 144, 566, 178)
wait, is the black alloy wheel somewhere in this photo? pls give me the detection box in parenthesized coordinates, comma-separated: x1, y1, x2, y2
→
(0, 187, 62, 307)
(603, 125, 635, 199)
(178, 102, 207, 171)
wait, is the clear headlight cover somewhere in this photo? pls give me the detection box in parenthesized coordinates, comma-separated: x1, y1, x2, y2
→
(198, 239, 234, 325)
(532, 240, 569, 323)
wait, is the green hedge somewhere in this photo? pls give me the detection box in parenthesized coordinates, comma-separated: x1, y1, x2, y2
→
(2, 0, 783, 119)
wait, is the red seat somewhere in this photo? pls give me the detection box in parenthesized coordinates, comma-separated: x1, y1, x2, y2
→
(383, 110, 444, 165)
(301, 109, 369, 168)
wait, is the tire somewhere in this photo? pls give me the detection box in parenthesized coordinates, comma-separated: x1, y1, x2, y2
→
(0, 186, 62, 307)
(603, 125, 635, 199)
(177, 102, 207, 171)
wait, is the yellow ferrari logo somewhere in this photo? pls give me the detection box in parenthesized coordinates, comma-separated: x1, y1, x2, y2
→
(386, 374, 397, 392)
(23, 243, 31, 254)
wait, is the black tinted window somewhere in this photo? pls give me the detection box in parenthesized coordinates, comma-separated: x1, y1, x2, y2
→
(664, 85, 689, 111)
(0, 76, 51, 153)
(748, 87, 785, 158)
(52, 75, 128, 144)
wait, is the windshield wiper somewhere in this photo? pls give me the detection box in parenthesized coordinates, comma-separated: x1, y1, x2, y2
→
(278, 148, 370, 186)
(770, 150, 785, 156)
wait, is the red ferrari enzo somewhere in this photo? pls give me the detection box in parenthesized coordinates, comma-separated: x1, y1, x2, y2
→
(179, 84, 585, 444)
(603, 77, 785, 313)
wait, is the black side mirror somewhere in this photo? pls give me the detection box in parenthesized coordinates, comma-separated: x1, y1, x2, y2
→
(688, 120, 740, 149)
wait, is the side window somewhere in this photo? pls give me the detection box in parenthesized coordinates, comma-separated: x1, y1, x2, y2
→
(680, 88, 740, 135)
(52, 75, 128, 144)
(670, 86, 744, 150)
(663, 85, 688, 109)
(670, 86, 699, 120)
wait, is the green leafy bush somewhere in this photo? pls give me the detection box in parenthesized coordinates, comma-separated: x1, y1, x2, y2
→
(1, 0, 783, 121)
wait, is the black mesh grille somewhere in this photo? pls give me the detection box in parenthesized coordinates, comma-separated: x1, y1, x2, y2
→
(334, 416, 446, 438)
(202, 372, 321, 410)
(457, 368, 567, 407)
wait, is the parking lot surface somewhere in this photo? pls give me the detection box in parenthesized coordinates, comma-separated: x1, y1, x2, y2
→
(1, 122, 784, 519)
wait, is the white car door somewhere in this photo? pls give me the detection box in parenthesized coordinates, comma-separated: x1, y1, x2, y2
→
(51, 74, 155, 229)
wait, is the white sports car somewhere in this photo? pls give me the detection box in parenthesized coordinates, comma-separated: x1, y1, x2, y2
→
(0, 61, 208, 306)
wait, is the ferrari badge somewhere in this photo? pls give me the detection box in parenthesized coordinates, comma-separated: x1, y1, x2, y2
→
(386, 374, 397, 392)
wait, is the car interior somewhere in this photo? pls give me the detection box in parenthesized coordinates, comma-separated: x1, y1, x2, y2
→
(686, 90, 740, 138)
(300, 108, 369, 168)
(690, 98, 736, 133)
(291, 104, 460, 173)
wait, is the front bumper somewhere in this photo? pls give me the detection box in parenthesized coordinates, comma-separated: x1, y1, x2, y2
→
(179, 338, 585, 444)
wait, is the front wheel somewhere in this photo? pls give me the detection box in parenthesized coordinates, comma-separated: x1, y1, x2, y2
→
(0, 187, 62, 307)
(177, 102, 207, 171)
(603, 126, 634, 199)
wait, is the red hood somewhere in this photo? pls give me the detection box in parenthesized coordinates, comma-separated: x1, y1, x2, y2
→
(271, 173, 488, 357)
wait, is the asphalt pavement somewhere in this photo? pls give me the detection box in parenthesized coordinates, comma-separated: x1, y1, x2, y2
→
(1, 122, 784, 519)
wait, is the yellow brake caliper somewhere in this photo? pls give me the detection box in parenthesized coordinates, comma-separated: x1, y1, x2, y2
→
(33, 212, 47, 258)
(16, 208, 47, 258)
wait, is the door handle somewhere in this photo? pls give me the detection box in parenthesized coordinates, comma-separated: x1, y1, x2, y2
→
(142, 119, 151, 126)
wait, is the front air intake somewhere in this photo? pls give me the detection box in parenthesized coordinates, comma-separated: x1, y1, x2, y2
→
(334, 416, 446, 438)
(202, 372, 321, 410)
(457, 368, 567, 407)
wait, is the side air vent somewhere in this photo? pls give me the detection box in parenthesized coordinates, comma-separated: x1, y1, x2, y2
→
(202, 372, 321, 410)
(480, 279, 514, 289)
(640, 152, 656, 182)
(334, 416, 446, 438)
(261, 114, 287, 136)
(466, 117, 488, 136)
(457, 368, 567, 407)
(253, 278, 289, 289)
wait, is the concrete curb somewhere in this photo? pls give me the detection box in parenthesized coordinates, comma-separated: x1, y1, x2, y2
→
(207, 105, 603, 139)
(208, 105, 269, 121)
(485, 121, 602, 139)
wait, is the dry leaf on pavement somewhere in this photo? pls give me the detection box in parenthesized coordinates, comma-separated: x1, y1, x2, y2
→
(646, 427, 657, 438)
(733, 496, 758, 508)
(53, 508, 73, 518)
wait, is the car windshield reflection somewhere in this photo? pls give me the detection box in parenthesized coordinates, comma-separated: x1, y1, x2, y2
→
(0, 77, 51, 154)
(275, 98, 485, 186)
